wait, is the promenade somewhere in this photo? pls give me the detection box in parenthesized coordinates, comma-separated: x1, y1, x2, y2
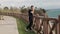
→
(0, 16, 19, 34)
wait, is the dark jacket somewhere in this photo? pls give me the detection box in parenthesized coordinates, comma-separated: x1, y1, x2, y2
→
(28, 9, 33, 20)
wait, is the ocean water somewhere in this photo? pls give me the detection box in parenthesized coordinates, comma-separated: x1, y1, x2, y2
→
(46, 9, 60, 18)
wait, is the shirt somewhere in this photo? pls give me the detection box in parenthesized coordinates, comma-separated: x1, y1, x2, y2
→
(28, 9, 33, 20)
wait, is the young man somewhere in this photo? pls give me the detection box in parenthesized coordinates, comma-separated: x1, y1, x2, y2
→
(38, 9, 48, 34)
(25, 5, 34, 31)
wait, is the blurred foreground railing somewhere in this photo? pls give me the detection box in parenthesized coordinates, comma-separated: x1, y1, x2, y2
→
(0, 12, 60, 34)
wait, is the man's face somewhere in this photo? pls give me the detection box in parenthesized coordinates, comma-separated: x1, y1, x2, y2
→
(31, 7, 34, 11)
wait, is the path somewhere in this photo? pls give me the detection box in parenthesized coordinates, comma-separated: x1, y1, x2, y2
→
(0, 16, 19, 34)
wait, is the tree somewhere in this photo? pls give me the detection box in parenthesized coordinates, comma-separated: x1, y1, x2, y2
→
(4, 7, 9, 10)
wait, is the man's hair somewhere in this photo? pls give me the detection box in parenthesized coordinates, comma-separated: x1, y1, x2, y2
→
(31, 5, 34, 8)
(42, 9, 46, 13)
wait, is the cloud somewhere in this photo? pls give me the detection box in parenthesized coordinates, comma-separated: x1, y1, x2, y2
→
(0, 0, 40, 7)
(0, 0, 60, 9)
(40, 0, 60, 9)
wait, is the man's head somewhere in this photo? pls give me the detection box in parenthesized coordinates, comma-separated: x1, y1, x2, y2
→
(41, 9, 46, 13)
(40, 9, 46, 16)
(31, 5, 34, 11)
(42, 9, 46, 13)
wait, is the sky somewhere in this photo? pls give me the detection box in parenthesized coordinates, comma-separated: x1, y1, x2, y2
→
(0, 0, 60, 9)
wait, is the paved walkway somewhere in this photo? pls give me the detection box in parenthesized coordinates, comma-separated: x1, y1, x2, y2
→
(0, 16, 19, 34)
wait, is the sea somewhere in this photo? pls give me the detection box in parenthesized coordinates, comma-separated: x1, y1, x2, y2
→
(46, 9, 60, 30)
(46, 9, 60, 18)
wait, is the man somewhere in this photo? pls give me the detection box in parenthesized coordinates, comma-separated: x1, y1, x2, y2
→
(25, 5, 34, 31)
(37, 9, 48, 34)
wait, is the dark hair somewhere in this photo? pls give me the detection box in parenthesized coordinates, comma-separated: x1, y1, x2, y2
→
(42, 9, 46, 13)
(31, 5, 34, 8)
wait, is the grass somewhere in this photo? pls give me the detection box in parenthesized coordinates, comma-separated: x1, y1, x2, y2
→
(16, 18, 35, 34)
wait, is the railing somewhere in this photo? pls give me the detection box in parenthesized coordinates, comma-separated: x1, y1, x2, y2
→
(19, 13, 59, 34)
(0, 12, 60, 34)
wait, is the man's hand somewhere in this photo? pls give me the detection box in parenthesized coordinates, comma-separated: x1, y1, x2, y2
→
(31, 11, 34, 14)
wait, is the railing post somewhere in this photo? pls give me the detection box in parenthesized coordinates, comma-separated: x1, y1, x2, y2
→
(57, 15, 60, 34)
(36, 18, 40, 30)
(43, 18, 48, 34)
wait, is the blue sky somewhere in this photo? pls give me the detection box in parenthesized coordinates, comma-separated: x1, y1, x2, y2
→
(0, 0, 60, 9)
